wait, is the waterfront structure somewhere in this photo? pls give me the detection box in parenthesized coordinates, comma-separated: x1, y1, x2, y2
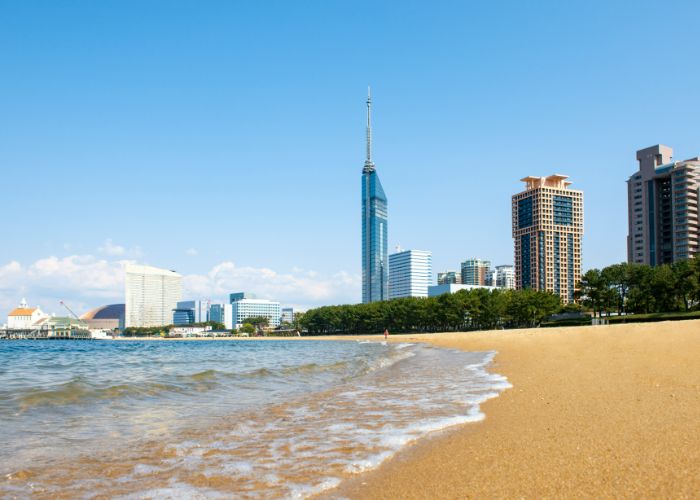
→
(230, 293, 281, 328)
(172, 300, 209, 325)
(461, 259, 491, 286)
(428, 283, 496, 297)
(388, 249, 432, 299)
(281, 307, 294, 324)
(80, 304, 125, 330)
(627, 145, 700, 265)
(169, 325, 212, 337)
(489, 265, 516, 289)
(437, 271, 461, 285)
(361, 88, 389, 303)
(512, 174, 584, 303)
(6, 299, 48, 329)
(125, 264, 182, 327)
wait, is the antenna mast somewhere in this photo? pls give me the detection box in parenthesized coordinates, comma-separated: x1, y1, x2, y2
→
(364, 86, 375, 173)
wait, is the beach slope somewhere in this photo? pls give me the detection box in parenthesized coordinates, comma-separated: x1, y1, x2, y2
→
(332, 320, 700, 498)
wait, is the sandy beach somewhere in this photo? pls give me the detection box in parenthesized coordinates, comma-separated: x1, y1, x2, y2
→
(327, 320, 700, 498)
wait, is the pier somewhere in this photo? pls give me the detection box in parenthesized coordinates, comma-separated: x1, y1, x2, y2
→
(0, 328, 92, 340)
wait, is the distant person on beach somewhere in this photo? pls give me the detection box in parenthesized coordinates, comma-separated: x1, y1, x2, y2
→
(384, 328, 388, 340)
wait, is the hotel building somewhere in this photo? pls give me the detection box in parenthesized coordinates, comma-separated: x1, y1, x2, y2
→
(512, 175, 583, 303)
(460, 258, 491, 286)
(361, 89, 389, 303)
(125, 264, 182, 327)
(627, 145, 700, 265)
(388, 249, 432, 299)
(229, 293, 281, 329)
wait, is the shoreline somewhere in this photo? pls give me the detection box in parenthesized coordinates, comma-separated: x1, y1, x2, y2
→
(321, 320, 700, 498)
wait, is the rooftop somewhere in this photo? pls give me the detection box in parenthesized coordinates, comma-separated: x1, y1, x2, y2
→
(520, 174, 574, 191)
(8, 307, 37, 316)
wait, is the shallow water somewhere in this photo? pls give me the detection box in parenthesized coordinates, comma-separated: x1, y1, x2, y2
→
(0, 339, 509, 498)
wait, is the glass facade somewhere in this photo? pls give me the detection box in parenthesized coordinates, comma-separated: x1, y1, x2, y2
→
(518, 197, 533, 229)
(362, 170, 388, 303)
(521, 234, 531, 288)
(553, 195, 573, 225)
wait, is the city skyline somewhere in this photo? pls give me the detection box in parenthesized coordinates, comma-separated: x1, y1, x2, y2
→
(2, 1, 700, 316)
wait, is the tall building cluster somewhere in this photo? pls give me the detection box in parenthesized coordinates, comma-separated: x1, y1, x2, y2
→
(360, 90, 517, 302)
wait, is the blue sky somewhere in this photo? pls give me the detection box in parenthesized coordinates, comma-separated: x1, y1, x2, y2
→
(1, 0, 700, 316)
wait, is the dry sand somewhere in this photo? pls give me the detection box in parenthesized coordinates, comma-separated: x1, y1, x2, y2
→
(327, 320, 700, 499)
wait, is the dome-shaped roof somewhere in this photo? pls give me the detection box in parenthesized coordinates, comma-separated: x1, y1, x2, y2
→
(81, 304, 125, 320)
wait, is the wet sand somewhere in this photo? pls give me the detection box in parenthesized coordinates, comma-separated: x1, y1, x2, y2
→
(327, 320, 700, 498)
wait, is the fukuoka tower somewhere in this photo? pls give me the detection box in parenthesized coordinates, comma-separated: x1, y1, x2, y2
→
(361, 88, 388, 303)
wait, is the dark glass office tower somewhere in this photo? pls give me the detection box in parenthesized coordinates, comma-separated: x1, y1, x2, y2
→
(362, 89, 388, 303)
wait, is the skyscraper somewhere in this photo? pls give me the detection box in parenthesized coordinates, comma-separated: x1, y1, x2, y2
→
(362, 88, 388, 303)
(512, 175, 583, 304)
(125, 264, 182, 327)
(627, 145, 700, 265)
(388, 249, 432, 299)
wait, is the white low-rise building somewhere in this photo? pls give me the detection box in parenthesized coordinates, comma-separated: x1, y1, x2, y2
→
(7, 299, 49, 329)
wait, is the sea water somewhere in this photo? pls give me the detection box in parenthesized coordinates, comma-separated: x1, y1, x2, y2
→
(0, 339, 510, 498)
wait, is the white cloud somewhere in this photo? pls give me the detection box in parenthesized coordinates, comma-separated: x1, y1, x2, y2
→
(185, 248, 198, 256)
(183, 262, 360, 310)
(0, 255, 128, 319)
(98, 239, 143, 258)
(0, 255, 360, 319)
(98, 239, 126, 256)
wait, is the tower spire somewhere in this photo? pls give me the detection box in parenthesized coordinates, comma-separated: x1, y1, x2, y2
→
(364, 86, 375, 172)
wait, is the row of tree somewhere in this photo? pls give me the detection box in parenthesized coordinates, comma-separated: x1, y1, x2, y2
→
(301, 259, 700, 335)
(577, 259, 700, 316)
(300, 288, 562, 335)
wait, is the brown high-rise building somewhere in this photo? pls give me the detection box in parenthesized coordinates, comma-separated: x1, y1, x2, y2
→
(627, 145, 700, 265)
(512, 175, 584, 304)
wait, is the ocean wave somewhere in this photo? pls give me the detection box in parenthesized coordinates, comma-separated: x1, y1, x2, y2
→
(16, 379, 190, 411)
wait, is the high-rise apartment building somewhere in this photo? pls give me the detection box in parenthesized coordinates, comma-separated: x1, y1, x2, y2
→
(388, 249, 432, 299)
(362, 89, 388, 303)
(489, 265, 516, 289)
(229, 293, 281, 328)
(125, 264, 182, 327)
(512, 175, 583, 303)
(437, 271, 461, 285)
(627, 145, 700, 265)
(460, 258, 491, 286)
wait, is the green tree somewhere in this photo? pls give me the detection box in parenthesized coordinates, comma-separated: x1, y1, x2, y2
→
(239, 323, 256, 334)
(672, 259, 699, 311)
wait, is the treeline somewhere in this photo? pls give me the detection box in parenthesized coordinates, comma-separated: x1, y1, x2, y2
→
(122, 320, 226, 336)
(578, 260, 700, 316)
(300, 288, 562, 335)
